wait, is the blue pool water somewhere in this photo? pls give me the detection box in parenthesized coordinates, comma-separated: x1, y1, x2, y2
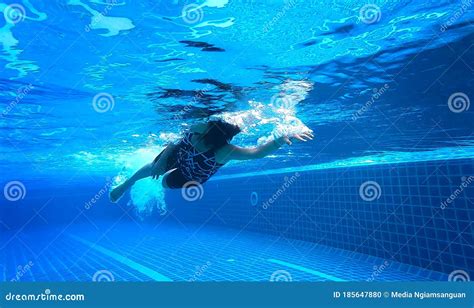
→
(0, 1, 473, 282)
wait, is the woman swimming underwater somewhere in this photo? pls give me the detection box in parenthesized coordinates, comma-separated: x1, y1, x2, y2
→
(110, 120, 313, 202)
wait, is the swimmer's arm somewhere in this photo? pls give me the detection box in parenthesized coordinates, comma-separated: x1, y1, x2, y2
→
(217, 132, 313, 163)
(220, 139, 284, 161)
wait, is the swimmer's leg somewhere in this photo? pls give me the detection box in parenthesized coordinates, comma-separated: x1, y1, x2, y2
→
(109, 144, 175, 203)
(109, 163, 153, 203)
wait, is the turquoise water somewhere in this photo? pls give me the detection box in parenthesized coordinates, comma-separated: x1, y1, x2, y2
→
(1, 0, 473, 181)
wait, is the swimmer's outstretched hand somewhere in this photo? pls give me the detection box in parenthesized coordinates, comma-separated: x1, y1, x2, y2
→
(282, 130, 313, 145)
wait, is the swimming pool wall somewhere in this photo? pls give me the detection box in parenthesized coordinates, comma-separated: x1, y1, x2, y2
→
(165, 158, 474, 278)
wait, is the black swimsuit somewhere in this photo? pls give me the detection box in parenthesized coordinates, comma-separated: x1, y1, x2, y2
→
(153, 132, 223, 188)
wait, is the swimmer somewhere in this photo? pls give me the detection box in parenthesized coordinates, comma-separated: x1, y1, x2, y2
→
(109, 120, 313, 202)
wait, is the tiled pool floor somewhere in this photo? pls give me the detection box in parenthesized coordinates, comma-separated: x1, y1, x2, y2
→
(1, 220, 448, 282)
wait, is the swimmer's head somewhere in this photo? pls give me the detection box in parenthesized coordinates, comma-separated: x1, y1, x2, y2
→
(203, 120, 241, 150)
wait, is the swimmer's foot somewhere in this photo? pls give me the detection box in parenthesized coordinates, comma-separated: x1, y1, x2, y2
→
(109, 183, 127, 203)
